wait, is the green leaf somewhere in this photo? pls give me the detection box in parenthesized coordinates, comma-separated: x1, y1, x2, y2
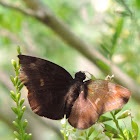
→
(26, 133, 32, 140)
(18, 111, 23, 120)
(24, 133, 28, 140)
(117, 110, 131, 119)
(90, 75, 96, 79)
(10, 91, 17, 102)
(20, 98, 25, 106)
(22, 106, 26, 112)
(110, 18, 124, 57)
(98, 115, 112, 122)
(123, 128, 129, 139)
(60, 130, 64, 136)
(18, 83, 24, 91)
(128, 131, 133, 140)
(23, 119, 28, 129)
(11, 59, 17, 69)
(11, 107, 18, 114)
(14, 76, 18, 85)
(96, 60, 110, 72)
(115, 0, 132, 17)
(17, 80, 22, 86)
(131, 120, 139, 139)
(116, 18, 124, 36)
(116, 10, 131, 17)
(100, 43, 110, 54)
(12, 121, 19, 128)
(88, 127, 95, 137)
(104, 124, 118, 135)
(113, 134, 121, 138)
(114, 108, 122, 115)
(115, 0, 122, 4)
(17, 93, 21, 101)
(104, 131, 114, 138)
(10, 75, 15, 86)
(14, 131, 20, 139)
(135, 0, 140, 9)
(17, 46, 21, 55)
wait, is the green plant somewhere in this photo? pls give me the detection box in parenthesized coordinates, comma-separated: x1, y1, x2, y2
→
(10, 46, 32, 140)
(61, 109, 139, 140)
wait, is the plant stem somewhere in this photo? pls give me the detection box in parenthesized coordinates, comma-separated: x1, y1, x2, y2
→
(110, 112, 127, 140)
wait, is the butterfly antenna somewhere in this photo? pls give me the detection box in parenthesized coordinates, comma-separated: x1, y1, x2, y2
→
(81, 71, 96, 79)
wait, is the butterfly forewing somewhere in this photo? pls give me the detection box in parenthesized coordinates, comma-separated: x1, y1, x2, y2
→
(18, 55, 74, 120)
(86, 79, 131, 114)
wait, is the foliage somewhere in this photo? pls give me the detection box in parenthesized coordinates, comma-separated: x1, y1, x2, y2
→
(10, 46, 32, 140)
(61, 109, 139, 140)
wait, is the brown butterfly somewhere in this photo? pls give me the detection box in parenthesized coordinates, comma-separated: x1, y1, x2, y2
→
(18, 55, 131, 129)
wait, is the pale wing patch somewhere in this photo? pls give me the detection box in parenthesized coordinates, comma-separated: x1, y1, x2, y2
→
(95, 98, 100, 105)
(40, 78, 44, 86)
(19, 70, 29, 84)
(29, 63, 37, 69)
(108, 82, 117, 95)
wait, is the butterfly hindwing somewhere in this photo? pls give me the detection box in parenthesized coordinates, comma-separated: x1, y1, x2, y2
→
(68, 90, 99, 129)
(68, 79, 131, 129)
(18, 55, 73, 120)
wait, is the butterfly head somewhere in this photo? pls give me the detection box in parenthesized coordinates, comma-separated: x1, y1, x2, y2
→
(75, 71, 86, 81)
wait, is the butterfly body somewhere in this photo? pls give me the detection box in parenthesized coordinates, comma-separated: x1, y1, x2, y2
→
(18, 55, 131, 129)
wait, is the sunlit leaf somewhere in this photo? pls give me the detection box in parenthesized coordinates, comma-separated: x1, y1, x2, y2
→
(131, 120, 139, 139)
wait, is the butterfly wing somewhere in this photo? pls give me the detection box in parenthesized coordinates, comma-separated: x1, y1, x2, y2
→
(18, 55, 73, 120)
(68, 90, 99, 129)
(68, 79, 131, 129)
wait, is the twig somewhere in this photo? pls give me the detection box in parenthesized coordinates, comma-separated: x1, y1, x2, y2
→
(110, 112, 127, 140)
(0, 0, 36, 16)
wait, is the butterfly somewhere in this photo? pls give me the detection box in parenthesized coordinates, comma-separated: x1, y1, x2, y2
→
(18, 55, 131, 129)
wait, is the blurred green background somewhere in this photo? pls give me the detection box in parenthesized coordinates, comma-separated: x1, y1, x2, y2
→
(0, 0, 140, 139)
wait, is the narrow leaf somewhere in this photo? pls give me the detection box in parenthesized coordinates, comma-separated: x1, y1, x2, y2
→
(14, 131, 20, 139)
(18, 111, 23, 120)
(88, 127, 95, 137)
(128, 131, 133, 140)
(10, 91, 17, 102)
(18, 83, 24, 91)
(104, 124, 118, 135)
(114, 108, 122, 115)
(22, 106, 26, 112)
(23, 119, 28, 129)
(26, 133, 32, 140)
(132, 120, 139, 139)
(14, 76, 18, 85)
(12, 121, 19, 128)
(104, 131, 114, 138)
(17, 93, 21, 101)
(20, 98, 25, 106)
(11, 107, 18, 114)
(10, 75, 15, 86)
(98, 115, 112, 122)
(11, 59, 17, 69)
(17, 46, 21, 55)
(117, 110, 131, 119)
